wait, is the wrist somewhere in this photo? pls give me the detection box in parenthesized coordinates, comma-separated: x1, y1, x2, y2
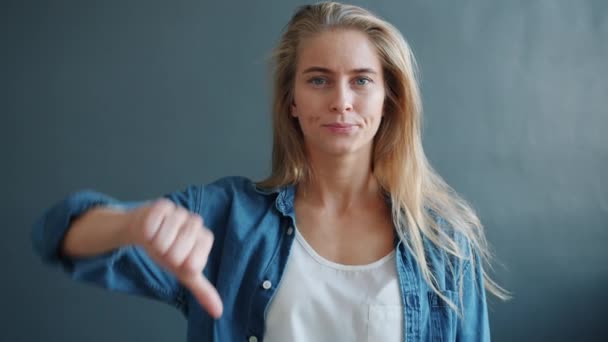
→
(116, 208, 138, 247)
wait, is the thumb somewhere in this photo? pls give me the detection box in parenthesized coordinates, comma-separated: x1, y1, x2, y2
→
(183, 273, 223, 319)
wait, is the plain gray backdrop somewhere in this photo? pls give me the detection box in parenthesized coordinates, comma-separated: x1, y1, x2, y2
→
(3, 0, 607, 341)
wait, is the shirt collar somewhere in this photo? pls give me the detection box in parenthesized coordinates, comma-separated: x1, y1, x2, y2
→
(253, 182, 296, 217)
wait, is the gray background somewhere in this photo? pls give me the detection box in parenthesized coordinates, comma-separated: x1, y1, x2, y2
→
(3, 0, 607, 341)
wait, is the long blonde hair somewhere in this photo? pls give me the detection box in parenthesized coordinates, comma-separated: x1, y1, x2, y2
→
(257, 1, 509, 313)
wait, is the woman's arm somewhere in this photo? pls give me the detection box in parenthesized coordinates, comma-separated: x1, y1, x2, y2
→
(31, 187, 223, 318)
(60, 205, 132, 257)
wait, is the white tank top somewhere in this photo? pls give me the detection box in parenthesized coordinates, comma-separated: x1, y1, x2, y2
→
(264, 227, 404, 342)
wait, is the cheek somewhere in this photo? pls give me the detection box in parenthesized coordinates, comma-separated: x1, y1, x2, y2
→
(299, 115, 320, 137)
(294, 88, 322, 124)
(295, 109, 319, 133)
(362, 96, 385, 126)
(298, 103, 322, 127)
(306, 115, 320, 125)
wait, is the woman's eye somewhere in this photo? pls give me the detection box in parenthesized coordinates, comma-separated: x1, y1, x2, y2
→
(308, 77, 327, 86)
(355, 77, 371, 86)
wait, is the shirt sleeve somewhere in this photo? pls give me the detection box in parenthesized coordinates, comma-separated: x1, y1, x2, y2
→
(30, 185, 201, 312)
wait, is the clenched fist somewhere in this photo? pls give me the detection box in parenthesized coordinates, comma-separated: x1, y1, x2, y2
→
(126, 198, 223, 318)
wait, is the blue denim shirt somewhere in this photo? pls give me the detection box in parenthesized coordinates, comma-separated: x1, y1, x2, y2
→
(32, 176, 490, 341)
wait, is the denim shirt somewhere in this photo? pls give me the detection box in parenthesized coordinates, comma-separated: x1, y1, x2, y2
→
(32, 176, 490, 342)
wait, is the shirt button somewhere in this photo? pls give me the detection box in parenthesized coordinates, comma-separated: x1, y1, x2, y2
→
(286, 226, 294, 235)
(248, 336, 258, 342)
(262, 280, 272, 290)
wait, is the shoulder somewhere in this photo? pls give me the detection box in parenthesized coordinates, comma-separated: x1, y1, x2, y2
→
(200, 176, 270, 201)
(201, 175, 256, 193)
(425, 207, 473, 259)
(162, 176, 258, 210)
(194, 176, 278, 215)
(422, 208, 476, 290)
(165, 176, 279, 219)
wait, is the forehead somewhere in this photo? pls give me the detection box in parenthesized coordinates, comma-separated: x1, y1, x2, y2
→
(296, 29, 382, 73)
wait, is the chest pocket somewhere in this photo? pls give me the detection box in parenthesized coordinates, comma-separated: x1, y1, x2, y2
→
(428, 290, 458, 342)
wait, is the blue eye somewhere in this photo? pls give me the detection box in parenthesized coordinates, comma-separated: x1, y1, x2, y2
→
(309, 77, 327, 86)
(355, 77, 371, 86)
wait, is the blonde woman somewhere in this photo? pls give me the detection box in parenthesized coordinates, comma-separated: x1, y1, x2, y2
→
(32, 2, 507, 341)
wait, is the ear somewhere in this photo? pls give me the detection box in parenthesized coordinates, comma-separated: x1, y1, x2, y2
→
(290, 102, 298, 117)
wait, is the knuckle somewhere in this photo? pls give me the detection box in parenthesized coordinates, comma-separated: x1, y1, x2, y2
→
(182, 257, 200, 276)
(138, 221, 154, 241)
(141, 214, 159, 238)
(165, 251, 182, 269)
(162, 251, 176, 267)
(173, 208, 188, 223)
(140, 202, 173, 238)
(201, 228, 214, 244)
(199, 254, 209, 269)
(191, 214, 203, 227)
(185, 220, 199, 237)
(196, 239, 211, 263)
(151, 236, 168, 255)
(154, 198, 174, 212)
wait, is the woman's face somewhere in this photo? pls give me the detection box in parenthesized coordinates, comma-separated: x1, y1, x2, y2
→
(292, 29, 386, 158)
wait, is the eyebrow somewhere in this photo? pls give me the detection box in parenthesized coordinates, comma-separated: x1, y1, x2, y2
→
(301, 66, 378, 75)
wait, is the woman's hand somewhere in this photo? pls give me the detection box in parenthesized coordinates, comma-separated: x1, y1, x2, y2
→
(126, 198, 223, 319)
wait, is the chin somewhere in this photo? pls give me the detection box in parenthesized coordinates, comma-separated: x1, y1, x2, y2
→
(321, 143, 363, 156)
(306, 137, 372, 157)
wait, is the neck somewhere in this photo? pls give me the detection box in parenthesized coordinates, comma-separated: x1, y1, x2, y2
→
(297, 147, 383, 213)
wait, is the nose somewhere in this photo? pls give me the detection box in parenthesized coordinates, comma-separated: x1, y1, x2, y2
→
(329, 82, 353, 113)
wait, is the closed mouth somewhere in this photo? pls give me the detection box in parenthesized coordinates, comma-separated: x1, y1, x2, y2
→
(323, 123, 356, 128)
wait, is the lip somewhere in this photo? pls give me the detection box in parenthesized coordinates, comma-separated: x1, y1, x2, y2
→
(322, 123, 357, 134)
(324, 123, 354, 128)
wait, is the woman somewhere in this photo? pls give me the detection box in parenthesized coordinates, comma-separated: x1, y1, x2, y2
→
(32, 2, 508, 341)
